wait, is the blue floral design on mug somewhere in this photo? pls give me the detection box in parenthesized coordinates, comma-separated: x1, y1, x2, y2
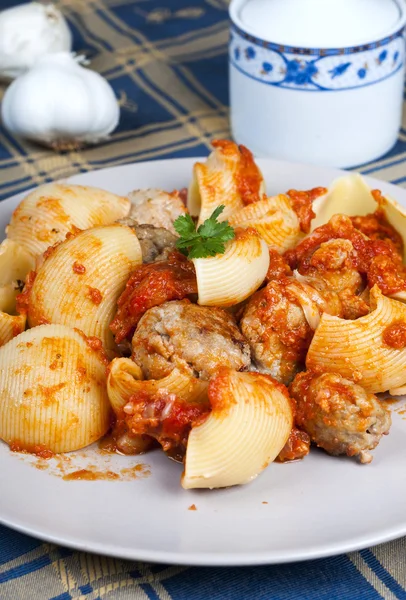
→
(284, 59, 318, 85)
(229, 23, 405, 91)
(261, 62, 273, 75)
(328, 62, 351, 78)
(245, 46, 256, 59)
(358, 66, 368, 79)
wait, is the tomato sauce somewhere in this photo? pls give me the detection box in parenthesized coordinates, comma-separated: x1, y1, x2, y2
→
(10, 440, 54, 459)
(351, 209, 404, 256)
(63, 469, 120, 481)
(15, 270, 36, 315)
(110, 251, 197, 343)
(236, 144, 264, 205)
(284, 214, 406, 295)
(265, 249, 292, 282)
(287, 187, 327, 233)
(276, 427, 310, 462)
(72, 261, 86, 274)
(124, 388, 210, 457)
(87, 286, 103, 305)
(383, 321, 406, 349)
(74, 330, 110, 366)
(211, 140, 264, 205)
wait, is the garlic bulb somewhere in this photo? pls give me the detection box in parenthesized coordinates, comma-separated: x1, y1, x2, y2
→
(0, 3, 72, 80)
(1, 53, 120, 149)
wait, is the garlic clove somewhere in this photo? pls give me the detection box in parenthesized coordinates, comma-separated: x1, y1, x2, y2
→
(0, 3, 72, 80)
(1, 53, 120, 148)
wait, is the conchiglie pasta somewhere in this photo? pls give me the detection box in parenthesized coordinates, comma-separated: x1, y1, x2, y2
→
(228, 194, 303, 252)
(188, 140, 265, 224)
(7, 183, 130, 258)
(107, 357, 208, 415)
(0, 239, 35, 312)
(0, 324, 110, 453)
(312, 175, 374, 230)
(0, 312, 26, 347)
(27, 225, 142, 353)
(0, 239, 35, 287)
(182, 368, 293, 489)
(312, 174, 406, 259)
(307, 286, 406, 393)
(0, 239, 34, 346)
(193, 228, 269, 307)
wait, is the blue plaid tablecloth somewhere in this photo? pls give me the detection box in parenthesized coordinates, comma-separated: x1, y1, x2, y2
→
(0, 1, 406, 598)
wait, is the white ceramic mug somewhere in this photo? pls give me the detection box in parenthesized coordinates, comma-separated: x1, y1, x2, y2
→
(229, 0, 406, 168)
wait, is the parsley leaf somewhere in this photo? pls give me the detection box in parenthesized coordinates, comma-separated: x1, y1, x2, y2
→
(173, 205, 235, 259)
(172, 213, 195, 238)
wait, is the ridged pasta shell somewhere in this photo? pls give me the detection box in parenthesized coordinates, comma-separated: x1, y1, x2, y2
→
(284, 280, 325, 330)
(7, 183, 130, 257)
(182, 368, 293, 489)
(0, 312, 26, 347)
(28, 225, 142, 353)
(0, 324, 110, 453)
(312, 174, 406, 259)
(307, 286, 406, 393)
(107, 357, 208, 415)
(229, 195, 303, 252)
(312, 175, 373, 230)
(188, 141, 265, 225)
(0, 238, 35, 312)
(0, 239, 34, 346)
(0, 239, 35, 286)
(193, 228, 270, 307)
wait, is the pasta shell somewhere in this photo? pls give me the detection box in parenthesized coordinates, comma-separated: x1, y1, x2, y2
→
(0, 239, 35, 286)
(284, 280, 325, 331)
(188, 140, 265, 225)
(182, 368, 293, 489)
(0, 238, 35, 312)
(229, 195, 303, 252)
(312, 174, 406, 259)
(193, 228, 270, 307)
(27, 225, 142, 353)
(7, 183, 130, 257)
(0, 312, 26, 346)
(307, 286, 406, 393)
(312, 175, 374, 230)
(0, 324, 110, 453)
(107, 357, 208, 415)
(0, 239, 34, 346)
(378, 192, 406, 261)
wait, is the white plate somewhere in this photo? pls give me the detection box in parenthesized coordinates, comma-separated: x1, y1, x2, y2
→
(1, 157, 406, 567)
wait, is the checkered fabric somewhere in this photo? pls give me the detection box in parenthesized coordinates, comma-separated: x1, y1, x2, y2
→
(0, 1, 406, 598)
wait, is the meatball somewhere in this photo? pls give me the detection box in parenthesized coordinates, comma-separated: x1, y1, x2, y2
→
(240, 281, 312, 385)
(132, 300, 251, 380)
(276, 427, 310, 462)
(110, 252, 197, 343)
(116, 219, 178, 263)
(290, 371, 391, 463)
(303, 239, 363, 294)
(128, 188, 187, 234)
(292, 238, 369, 320)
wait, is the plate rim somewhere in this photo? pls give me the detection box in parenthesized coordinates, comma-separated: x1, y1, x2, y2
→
(3, 515, 406, 566)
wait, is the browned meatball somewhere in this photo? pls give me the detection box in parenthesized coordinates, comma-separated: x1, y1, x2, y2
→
(116, 219, 178, 263)
(132, 300, 251, 380)
(290, 371, 391, 463)
(128, 188, 187, 234)
(240, 281, 313, 385)
(276, 427, 310, 462)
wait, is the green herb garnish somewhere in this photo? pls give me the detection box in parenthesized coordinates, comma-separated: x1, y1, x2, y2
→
(174, 205, 235, 259)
